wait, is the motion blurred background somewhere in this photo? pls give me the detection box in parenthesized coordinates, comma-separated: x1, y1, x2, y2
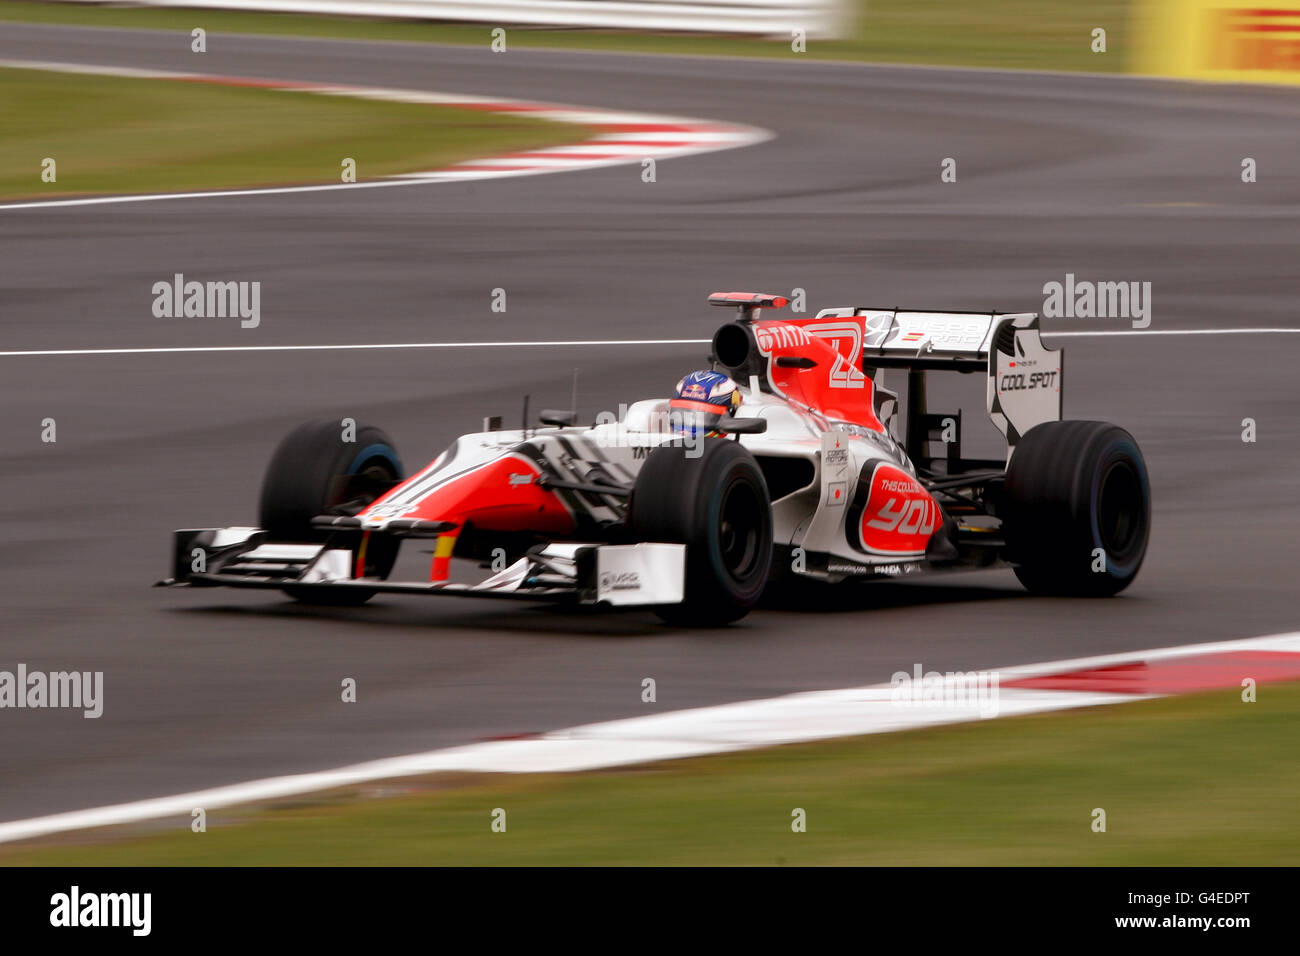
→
(0, 0, 1297, 865)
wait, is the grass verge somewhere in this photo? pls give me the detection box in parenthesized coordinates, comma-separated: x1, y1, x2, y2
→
(0, 0, 1135, 73)
(0, 64, 586, 199)
(5, 682, 1297, 865)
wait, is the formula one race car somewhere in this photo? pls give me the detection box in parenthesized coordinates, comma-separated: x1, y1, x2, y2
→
(159, 292, 1150, 625)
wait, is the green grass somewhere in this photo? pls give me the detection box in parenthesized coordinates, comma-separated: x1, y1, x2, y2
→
(6, 682, 1299, 865)
(0, 65, 585, 199)
(0, 0, 1135, 73)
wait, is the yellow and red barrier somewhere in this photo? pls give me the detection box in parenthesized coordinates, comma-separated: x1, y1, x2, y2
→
(1138, 0, 1300, 85)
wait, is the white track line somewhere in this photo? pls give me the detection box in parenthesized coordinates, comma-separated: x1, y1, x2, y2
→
(0, 180, 432, 210)
(0, 339, 711, 358)
(0, 327, 1296, 359)
(1, 632, 1297, 845)
(0, 58, 770, 211)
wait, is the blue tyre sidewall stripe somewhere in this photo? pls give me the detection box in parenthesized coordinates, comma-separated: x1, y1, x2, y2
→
(347, 443, 402, 478)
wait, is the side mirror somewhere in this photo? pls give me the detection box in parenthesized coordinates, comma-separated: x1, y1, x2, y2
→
(538, 409, 578, 427)
(715, 417, 768, 435)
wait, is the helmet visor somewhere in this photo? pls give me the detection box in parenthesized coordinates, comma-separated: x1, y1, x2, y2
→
(668, 398, 726, 437)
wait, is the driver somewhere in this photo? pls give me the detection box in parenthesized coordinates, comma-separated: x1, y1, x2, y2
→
(669, 370, 742, 438)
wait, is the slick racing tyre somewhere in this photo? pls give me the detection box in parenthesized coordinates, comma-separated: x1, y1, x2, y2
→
(258, 419, 404, 605)
(1003, 420, 1150, 597)
(628, 439, 773, 626)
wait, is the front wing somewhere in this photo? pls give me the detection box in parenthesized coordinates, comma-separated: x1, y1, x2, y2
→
(157, 528, 685, 607)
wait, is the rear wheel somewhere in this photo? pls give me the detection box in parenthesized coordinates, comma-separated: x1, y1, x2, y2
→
(259, 419, 403, 605)
(628, 439, 773, 625)
(1003, 420, 1150, 596)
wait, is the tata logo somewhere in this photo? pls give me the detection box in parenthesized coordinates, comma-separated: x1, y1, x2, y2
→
(754, 323, 812, 353)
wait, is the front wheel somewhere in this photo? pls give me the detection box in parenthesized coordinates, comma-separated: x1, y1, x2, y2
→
(258, 419, 404, 605)
(628, 439, 773, 625)
(1003, 420, 1150, 596)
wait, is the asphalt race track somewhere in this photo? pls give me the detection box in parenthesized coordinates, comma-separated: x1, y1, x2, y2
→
(1, 23, 1298, 822)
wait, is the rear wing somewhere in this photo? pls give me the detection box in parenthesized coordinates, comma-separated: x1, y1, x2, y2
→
(806, 308, 1063, 469)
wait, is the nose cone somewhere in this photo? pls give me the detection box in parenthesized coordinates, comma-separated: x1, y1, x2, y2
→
(390, 452, 575, 535)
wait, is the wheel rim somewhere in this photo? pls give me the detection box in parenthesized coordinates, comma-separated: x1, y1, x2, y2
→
(718, 478, 763, 581)
(356, 462, 397, 500)
(1097, 459, 1143, 558)
(331, 460, 399, 515)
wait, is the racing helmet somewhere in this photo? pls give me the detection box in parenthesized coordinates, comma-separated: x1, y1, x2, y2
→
(669, 370, 742, 437)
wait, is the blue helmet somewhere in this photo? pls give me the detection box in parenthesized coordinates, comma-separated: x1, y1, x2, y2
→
(669, 370, 741, 437)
